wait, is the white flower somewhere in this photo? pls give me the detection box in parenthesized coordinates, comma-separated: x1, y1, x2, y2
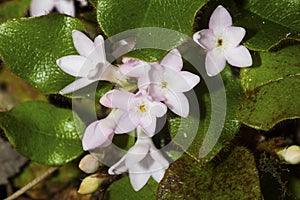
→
(30, 0, 87, 17)
(148, 49, 200, 117)
(193, 5, 252, 77)
(277, 145, 300, 165)
(108, 128, 169, 191)
(56, 30, 120, 94)
(100, 90, 167, 137)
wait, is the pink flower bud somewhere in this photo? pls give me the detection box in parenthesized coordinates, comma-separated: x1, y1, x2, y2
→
(79, 154, 100, 174)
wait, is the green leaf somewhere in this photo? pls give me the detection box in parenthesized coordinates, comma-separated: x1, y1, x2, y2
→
(234, 0, 300, 51)
(245, 0, 300, 33)
(238, 45, 300, 130)
(169, 67, 242, 163)
(96, 0, 209, 61)
(0, 14, 84, 94)
(0, 0, 31, 24)
(158, 147, 261, 199)
(0, 101, 85, 165)
(105, 176, 157, 200)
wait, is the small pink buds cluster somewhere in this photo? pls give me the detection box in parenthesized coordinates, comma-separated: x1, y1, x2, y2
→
(56, 30, 200, 191)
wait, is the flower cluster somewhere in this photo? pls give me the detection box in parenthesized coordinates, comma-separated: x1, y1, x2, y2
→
(56, 4, 252, 193)
(57, 30, 200, 191)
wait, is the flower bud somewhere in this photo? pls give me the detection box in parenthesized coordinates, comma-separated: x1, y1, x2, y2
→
(277, 145, 300, 165)
(78, 173, 109, 194)
(79, 154, 100, 174)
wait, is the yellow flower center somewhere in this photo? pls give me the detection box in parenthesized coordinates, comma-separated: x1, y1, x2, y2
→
(139, 105, 147, 113)
(161, 81, 168, 88)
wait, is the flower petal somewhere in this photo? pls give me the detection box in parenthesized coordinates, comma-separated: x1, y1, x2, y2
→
(224, 45, 252, 67)
(129, 171, 151, 191)
(87, 62, 120, 83)
(99, 90, 114, 107)
(140, 116, 157, 137)
(56, 55, 89, 77)
(108, 156, 127, 175)
(93, 35, 106, 64)
(209, 5, 232, 34)
(115, 113, 137, 133)
(205, 48, 226, 77)
(102, 90, 134, 109)
(82, 120, 114, 151)
(125, 144, 150, 168)
(148, 65, 165, 98)
(150, 148, 169, 168)
(165, 92, 189, 117)
(72, 30, 95, 57)
(223, 26, 246, 48)
(60, 78, 95, 94)
(193, 29, 217, 50)
(160, 49, 183, 71)
(119, 58, 151, 77)
(164, 69, 196, 93)
(148, 84, 165, 101)
(150, 102, 167, 118)
(179, 71, 200, 90)
(151, 168, 165, 183)
(55, 0, 75, 16)
(30, 0, 54, 16)
(107, 109, 125, 124)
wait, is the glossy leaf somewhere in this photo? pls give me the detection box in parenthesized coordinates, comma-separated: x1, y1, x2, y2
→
(245, 0, 300, 32)
(96, 0, 209, 60)
(235, 0, 300, 50)
(0, 0, 30, 23)
(105, 176, 157, 200)
(158, 147, 261, 199)
(0, 101, 85, 165)
(0, 14, 84, 94)
(238, 45, 300, 130)
(169, 67, 242, 163)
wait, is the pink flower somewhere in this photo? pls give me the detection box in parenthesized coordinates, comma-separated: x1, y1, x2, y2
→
(148, 49, 200, 117)
(82, 109, 124, 151)
(56, 30, 120, 94)
(193, 5, 252, 77)
(108, 128, 169, 191)
(100, 90, 167, 137)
